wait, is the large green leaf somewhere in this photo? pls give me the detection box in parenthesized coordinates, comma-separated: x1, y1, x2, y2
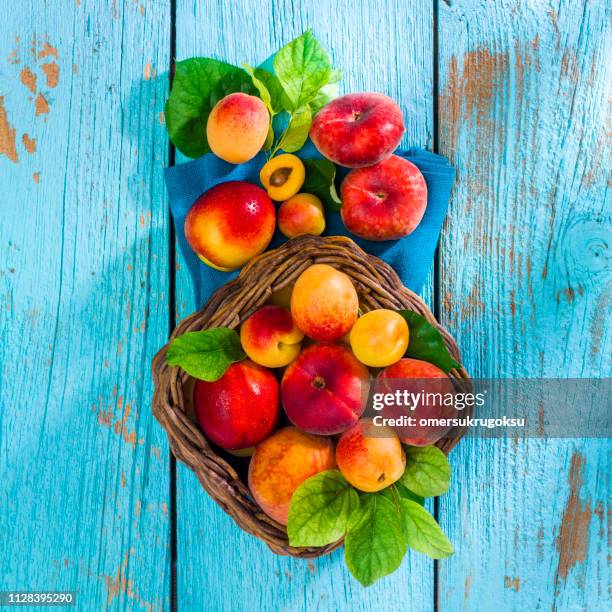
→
(399, 499, 454, 559)
(400, 445, 451, 498)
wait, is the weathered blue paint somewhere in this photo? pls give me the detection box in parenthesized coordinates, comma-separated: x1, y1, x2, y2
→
(0, 1, 171, 610)
(0, 0, 608, 610)
(437, 1, 610, 610)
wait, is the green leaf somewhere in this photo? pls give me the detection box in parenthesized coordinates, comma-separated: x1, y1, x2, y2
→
(399, 499, 454, 559)
(328, 68, 343, 84)
(303, 159, 342, 212)
(395, 483, 426, 506)
(165, 58, 255, 158)
(287, 470, 359, 547)
(274, 30, 332, 110)
(166, 328, 246, 382)
(263, 125, 275, 151)
(400, 445, 451, 498)
(242, 65, 284, 115)
(309, 82, 339, 114)
(278, 106, 312, 153)
(397, 310, 461, 373)
(344, 493, 407, 586)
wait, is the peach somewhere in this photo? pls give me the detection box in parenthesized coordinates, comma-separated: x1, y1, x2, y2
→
(193, 359, 279, 451)
(185, 181, 276, 271)
(350, 309, 409, 367)
(240, 305, 304, 368)
(310, 93, 405, 168)
(259, 154, 305, 201)
(377, 358, 457, 446)
(290, 264, 358, 341)
(248, 427, 336, 525)
(206, 93, 269, 164)
(281, 343, 370, 435)
(336, 418, 406, 492)
(278, 193, 326, 239)
(341, 155, 427, 241)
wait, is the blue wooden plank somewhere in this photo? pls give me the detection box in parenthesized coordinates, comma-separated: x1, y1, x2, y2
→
(0, 1, 171, 609)
(172, 0, 437, 609)
(437, 0, 610, 609)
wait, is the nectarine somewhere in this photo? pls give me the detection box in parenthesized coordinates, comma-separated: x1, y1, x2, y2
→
(350, 309, 409, 367)
(240, 305, 304, 368)
(278, 193, 326, 239)
(194, 359, 279, 451)
(185, 181, 275, 271)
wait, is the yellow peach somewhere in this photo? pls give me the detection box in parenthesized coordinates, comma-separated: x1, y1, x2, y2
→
(206, 93, 269, 164)
(278, 193, 326, 239)
(349, 309, 409, 367)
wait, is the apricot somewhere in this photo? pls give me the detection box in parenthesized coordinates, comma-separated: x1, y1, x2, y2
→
(291, 264, 359, 341)
(336, 418, 406, 492)
(349, 309, 409, 367)
(240, 305, 304, 368)
(278, 193, 326, 239)
(185, 181, 275, 271)
(206, 93, 269, 164)
(260, 153, 305, 201)
(281, 343, 370, 435)
(248, 427, 336, 525)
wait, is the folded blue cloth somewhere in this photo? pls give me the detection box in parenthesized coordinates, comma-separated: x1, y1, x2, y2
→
(164, 141, 455, 308)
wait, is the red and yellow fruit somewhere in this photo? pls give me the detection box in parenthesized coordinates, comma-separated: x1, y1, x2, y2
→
(248, 427, 336, 525)
(290, 264, 358, 341)
(240, 305, 304, 368)
(350, 309, 409, 367)
(259, 153, 306, 201)
(185, 181, 275, 271)
(378, 358, 456, 446)
(341, 155, 427, 241)
(310, 93, 405, 168)
(336, 418, 406, 492)
(281, 343, 370, 435)
(193, 359, 279, 451)
(207, 93, 269, 164)
(278, 193, 326, 239)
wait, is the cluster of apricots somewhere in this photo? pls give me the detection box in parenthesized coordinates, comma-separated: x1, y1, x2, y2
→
(185, 90, 428, 271)
(192, 264, 453, 525)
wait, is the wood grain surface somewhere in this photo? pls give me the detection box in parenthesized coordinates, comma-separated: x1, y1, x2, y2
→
(0, 0, 609, 610)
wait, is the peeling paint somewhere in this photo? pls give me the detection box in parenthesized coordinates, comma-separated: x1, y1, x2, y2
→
(37, 41, 58, 60)
(19, 67, 37, 94)
(22, 133, 36, 153)
(555, 452, 592, 584)
(0, 98, 18, 162)
(42, 62, 59, 88)
(35, 93, 49, 115)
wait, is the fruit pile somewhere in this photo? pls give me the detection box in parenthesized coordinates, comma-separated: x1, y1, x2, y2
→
(163, 31, 461, 586)
(167, 261, 461, 585)
(166, 32, 429, 271)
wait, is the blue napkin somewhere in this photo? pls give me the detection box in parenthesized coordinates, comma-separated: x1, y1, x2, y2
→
(164, 141, 455, 308)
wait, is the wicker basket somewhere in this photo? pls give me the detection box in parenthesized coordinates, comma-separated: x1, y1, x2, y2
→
(152, 235, 470, 558)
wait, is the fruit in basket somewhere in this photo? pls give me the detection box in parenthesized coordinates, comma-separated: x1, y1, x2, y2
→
(378, 358, 456, 446)
(350, 309, 409, 367)
(281, 343, 370, 435)
(310, 93, 404, 168)
(185, 181, 275, 271)
(240, 305, 304, 368)
(260, 154, 306, 201)
(278, 193, 326, 239)
(206, 93, 270, 164)
(341, 155, 427, 241)
(248, 427, 336, 525)
(336, 418, 406, 492)
(193, 359, 279, 451)
(290, 264, 358, 341)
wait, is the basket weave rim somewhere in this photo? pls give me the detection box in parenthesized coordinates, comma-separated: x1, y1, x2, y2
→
(152, 235, 471, 558)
